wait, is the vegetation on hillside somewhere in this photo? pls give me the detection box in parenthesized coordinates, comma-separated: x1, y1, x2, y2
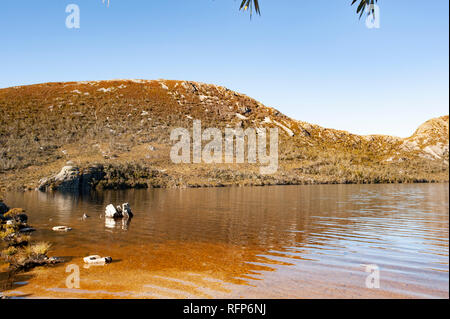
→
(0, 80, 447, 192)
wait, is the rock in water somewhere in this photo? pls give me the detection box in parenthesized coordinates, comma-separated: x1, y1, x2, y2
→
(19, 227, 36, 233)
(14, 214, 28, 224)
(122, 203, 133, 218)
(83, 255, 112, 265)
(105, 204, 121, 218)
(52, 226, 72, 232)
(0, 202, 9, 215)
(105, 203, 133, 219)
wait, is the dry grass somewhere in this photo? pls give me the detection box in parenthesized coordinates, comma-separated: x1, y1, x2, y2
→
(3, 208, 25, 219)
(24, 242, 51, 256)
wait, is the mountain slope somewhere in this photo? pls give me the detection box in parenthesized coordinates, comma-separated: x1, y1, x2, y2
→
(0, 80, 448, 191)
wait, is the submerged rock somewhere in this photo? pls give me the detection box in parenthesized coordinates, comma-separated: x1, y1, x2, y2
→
(19, 227, 36, 233)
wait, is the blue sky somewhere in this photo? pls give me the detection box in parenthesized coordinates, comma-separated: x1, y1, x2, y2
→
(0, 1, 448, 137)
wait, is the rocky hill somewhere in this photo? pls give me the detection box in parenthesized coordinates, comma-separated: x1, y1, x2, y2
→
(0, 80, 448, 192)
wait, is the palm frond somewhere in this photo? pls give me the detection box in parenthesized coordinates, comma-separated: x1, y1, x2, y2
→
(240, 0, 261, 17)
(351, 0, 378, 19)
(100, 1, 378, 21)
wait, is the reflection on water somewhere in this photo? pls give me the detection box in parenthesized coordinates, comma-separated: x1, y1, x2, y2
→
(1, 183, 448, 299)
(105, 217, 131, 230)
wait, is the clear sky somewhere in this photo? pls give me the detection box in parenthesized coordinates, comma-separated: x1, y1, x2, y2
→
(0, 1, 448, 137)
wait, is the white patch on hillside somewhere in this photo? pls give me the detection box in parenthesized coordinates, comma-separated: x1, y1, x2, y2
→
(97, 87, 114, 93)
(263, 117, 294, 137)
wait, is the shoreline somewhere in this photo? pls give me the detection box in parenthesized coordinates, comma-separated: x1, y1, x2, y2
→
(2, 177, 449, 194)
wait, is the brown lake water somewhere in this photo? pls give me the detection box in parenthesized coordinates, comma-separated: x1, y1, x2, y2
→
(1, 183, 448, 299)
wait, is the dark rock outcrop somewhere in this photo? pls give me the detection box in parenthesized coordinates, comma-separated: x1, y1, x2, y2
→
(0, 202, 9, 215)
(79, 164, 106, 191)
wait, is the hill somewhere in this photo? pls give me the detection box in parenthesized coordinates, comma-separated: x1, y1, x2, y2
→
(0, 80, 448, 192)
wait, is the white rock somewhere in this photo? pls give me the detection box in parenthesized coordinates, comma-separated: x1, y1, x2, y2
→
(97, 87, 114, 93)
(272, 120, 295, 137)
(52, 226, 72, 232)
(105, 204, 119, 218)
(235, 113, 248, 120)
(83, 255, 112, 265)
(121, 203, 133, 218)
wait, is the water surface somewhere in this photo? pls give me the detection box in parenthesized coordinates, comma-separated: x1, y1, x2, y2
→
(1, 184, 448, 298)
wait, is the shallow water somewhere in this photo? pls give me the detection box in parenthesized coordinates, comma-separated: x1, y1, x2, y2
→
(1, 184, 448, 299)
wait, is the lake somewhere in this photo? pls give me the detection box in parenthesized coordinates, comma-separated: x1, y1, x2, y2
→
(1, 183, 448, 298)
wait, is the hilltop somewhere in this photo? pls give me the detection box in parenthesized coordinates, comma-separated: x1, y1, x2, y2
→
(0, 79, 448, 192)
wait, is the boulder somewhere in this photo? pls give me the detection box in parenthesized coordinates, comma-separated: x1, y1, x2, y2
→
(53, 166, 81, 191)
(38, 164, 105, 193)
(83, 255, 112, 265)
(79, 164, 105, 191)
(0, 202, 9, 215)
(19, 227, 36, 233)
(2, 208, 28, 224)
(38, 166, 80, 192)
(122, 203, 133, 218)
(52, 226, 72, 232)
(14, 214, 28, 224)
(105, 203, 133, 219)
(105, 204, 121, 218)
